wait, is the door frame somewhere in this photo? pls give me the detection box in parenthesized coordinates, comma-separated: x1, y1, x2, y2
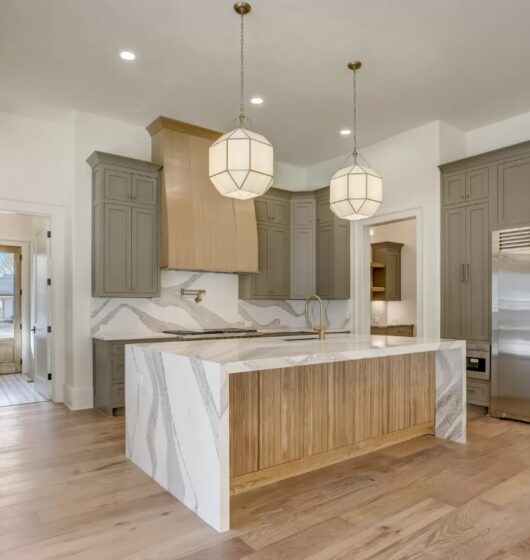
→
(0, 199, 65, 403)
(350, 207, 424, 337)
(0, 240, 30, 374)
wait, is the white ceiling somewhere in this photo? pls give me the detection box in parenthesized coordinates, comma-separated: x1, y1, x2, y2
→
(1, 0, 530, 165)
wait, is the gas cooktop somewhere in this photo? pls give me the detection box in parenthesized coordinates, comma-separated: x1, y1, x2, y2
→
(162, 328, 258, 336)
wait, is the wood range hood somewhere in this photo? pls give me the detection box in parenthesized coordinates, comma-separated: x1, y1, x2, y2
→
(147, 116, 258, 273)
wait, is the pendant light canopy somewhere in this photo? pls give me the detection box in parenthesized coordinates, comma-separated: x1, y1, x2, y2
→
(330, 61, 382, 220)
(209, 2, 274, 200)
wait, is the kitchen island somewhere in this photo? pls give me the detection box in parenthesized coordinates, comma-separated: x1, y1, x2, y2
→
(125, 334, 465, 532)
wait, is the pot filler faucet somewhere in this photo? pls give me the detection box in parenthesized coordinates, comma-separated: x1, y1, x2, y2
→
(305, 294, 327, 340)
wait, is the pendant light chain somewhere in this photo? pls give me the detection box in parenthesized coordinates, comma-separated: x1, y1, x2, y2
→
(352, 67, 358, 163)
(239, 12, 245, 127)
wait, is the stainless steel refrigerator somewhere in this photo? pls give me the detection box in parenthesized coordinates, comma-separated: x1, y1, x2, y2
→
(492, 226, 530, 422)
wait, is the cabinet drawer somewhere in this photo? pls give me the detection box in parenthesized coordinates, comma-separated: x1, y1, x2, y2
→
(111, 358, 125, 381)
(371, 327, 388, 335)
(132, 174, 158, 206)
(112, 383, 125, 406)
(388, 326, 414, 337)
(467, 379, 490, 406)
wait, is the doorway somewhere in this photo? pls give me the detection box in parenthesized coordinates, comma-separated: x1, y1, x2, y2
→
(369, 219, 417, 334)
(0, 213, 51, 406)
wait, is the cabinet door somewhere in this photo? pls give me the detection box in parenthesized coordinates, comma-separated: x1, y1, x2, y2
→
(497, 156, 530, 227)
(131, 207, 158, 295)
(269, 198, 289, 225)
(333, 221, 351, 299)
(384, 247, 401, 301)
(269, 226, 290, 298)
(132, 174, 158, 206)
(442, 207, 466, 339)
(293, 200, 315, 227)
(103, 203, 131, 294)
(103, 169, 131, 203)
(254, 198, 269, 223)
(443, 173, 466, 206)
(251, 224, 270, 296)
(316, 224, 333, 297)
(466, 168, 489, 202)
(291, 227, 315, 298)
(465, 203, 489, 341)
(317, 197, 333, 225)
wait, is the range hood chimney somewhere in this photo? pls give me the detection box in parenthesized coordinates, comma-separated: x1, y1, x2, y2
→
(147, 117, 258, 273)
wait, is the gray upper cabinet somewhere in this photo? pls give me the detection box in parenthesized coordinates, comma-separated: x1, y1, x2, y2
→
(240, 187, 350, 300)
(315, 188, 350, 300)
(291, 195, 316, 299)
(239, 189, 290, 299)
(497, 155, 530, 227)
(88, 151, 162, 298)
(443, 167, 489, 206)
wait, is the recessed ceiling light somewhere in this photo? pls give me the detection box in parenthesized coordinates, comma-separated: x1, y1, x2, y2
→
(250, 96, 264, 105)
(340, 128, 351, 136)
(120, 51, 136, 61)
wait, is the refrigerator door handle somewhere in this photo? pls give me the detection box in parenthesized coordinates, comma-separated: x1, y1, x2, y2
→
(461, 263, 465, 283)
(466, 263, 470, 283)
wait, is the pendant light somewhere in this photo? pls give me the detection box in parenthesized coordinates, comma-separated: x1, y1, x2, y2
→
(209, 2, 274, 200)
(329, 61, 382, 220)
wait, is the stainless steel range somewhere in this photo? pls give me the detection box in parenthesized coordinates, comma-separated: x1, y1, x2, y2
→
(491, 226, 530, 422)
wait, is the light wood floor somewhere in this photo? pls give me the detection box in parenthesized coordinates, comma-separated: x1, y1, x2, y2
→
(1, 403, 530, 560)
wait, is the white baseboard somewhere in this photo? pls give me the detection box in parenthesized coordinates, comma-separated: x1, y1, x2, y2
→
(64, 383, 94, 410)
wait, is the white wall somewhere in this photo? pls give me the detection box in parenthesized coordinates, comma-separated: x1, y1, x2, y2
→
(370, 219, 417, 328)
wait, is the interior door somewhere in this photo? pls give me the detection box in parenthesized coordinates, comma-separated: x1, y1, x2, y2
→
(0, 246, 21, 373)
(32, 230, 51, 399)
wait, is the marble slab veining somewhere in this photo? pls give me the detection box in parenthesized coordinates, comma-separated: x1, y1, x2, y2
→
(126, 334, 466, 533)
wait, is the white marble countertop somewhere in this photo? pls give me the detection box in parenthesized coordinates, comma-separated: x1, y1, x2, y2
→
(135, 333, 465, 374)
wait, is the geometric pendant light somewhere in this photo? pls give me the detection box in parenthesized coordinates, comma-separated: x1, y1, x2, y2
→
(330, 61, 382, 220)
(209, 2, 274, 200)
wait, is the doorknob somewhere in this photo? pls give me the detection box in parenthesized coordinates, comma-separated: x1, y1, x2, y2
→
(31, 326, 37, 333)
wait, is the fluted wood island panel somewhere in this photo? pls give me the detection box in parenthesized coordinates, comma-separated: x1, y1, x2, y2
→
(229, 353, 434, 492)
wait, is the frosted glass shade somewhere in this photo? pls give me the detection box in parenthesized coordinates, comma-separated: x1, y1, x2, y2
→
(329, 162, 382, 220)
(209, 128, 274, 199)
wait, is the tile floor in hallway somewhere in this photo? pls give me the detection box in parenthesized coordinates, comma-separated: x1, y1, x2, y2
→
(0, 402, 529, 559)
(0, 374, 47, 406)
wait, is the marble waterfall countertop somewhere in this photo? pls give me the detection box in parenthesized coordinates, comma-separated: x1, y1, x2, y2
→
(133, 333, 466, 374)
(126, 333, 466, 532)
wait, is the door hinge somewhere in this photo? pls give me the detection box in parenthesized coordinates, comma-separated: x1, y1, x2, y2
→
(20, 358, 22, 366)
(47, 230, 51, 238)
(47, 278, 51, 286)
(47, 325, 52, 333)
(20, 288, 22, 295)
(19, 323, 22, 331)
(19, 253, 22, 261)
(47, 373, 52, 381)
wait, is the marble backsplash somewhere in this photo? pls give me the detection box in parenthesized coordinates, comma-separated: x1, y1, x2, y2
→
(91, 270, 351, 336)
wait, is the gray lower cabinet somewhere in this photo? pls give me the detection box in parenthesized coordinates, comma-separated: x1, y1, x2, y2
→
(88, 151, 162, 298)
(93, 337, 175, 416)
